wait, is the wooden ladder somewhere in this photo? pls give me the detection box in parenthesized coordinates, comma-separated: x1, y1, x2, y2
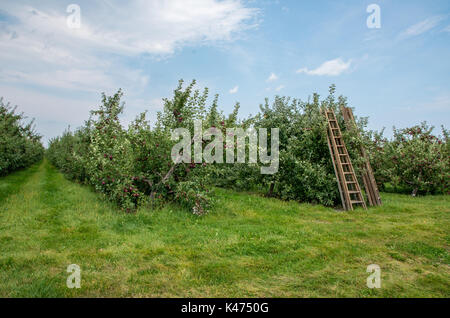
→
(341, 106, 382, 206)
(323, 108, 367, 211)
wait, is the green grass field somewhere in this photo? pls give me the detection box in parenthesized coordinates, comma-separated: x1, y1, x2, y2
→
(0, 159, 448, 297)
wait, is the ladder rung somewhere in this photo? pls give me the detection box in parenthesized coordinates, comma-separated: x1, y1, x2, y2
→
(351, 201, 364, 204)
(348, 191, 361, 194)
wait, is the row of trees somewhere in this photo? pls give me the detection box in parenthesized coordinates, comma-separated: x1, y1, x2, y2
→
(48, 81, 229, 213)
(368, 123, 449, 195)
(0, 98, 44, 176)
(46, 81, 449, 213)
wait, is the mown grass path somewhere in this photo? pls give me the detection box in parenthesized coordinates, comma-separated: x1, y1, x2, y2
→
(0, 160, 449, 297)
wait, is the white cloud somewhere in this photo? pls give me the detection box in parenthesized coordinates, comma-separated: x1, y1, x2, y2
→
(275, 85, 284, 92)
(296, 58, 351, 76)
(0, 1, 259, 92)
(1, 1, 259, 56)
(267, 72, 278, 82)
(0, 69, 115, 93)
(423, 95, 450, 111)
(229, 85, 239, 94)
(0, 84, 166, 145)
(399, 15, 445, 39)
(396, 94, 450, 122)
(0, 84, 95, 145)
(0, 0, 259, 141)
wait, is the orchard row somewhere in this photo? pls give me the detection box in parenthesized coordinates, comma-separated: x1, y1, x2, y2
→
(44, 81, 449, 213)
(0, 98, 44, 176)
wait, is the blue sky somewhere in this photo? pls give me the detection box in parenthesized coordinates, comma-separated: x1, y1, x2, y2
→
(0, 0, 449, 144)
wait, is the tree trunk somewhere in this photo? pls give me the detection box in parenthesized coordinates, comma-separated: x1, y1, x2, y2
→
(268, 182, 275, 197)
(411, 171, 422, 197)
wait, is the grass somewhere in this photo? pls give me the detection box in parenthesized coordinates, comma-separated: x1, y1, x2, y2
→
(0, 159, 449, 297)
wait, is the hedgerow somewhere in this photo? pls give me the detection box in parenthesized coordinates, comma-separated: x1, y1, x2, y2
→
(0, 98, 44, 176)
(47, 81, 229, 213)
(368, 122, 449, 195)
(47, 81, 448, 214)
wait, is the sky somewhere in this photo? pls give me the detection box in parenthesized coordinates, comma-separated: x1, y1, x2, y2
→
(0, 0, 449, 145)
